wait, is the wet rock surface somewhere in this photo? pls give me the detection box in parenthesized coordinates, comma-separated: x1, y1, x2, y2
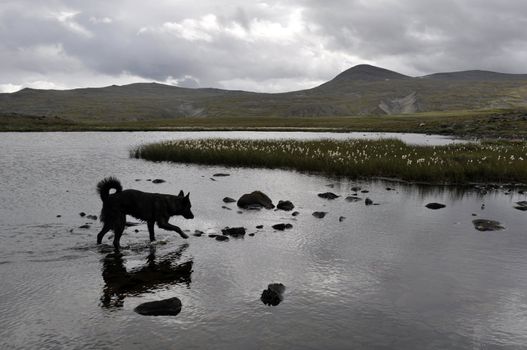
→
(134, 297, 182, 316)
(473, 219, 505, 231)
(425, 203, 446, 209)
(261, 283, 286, 306)
(237, 191, 274, 209)
(276, 200, 295, 211)
(312, 211, 327, 219)
(221, 227, 246, 237)
(318, 192, 340, 200)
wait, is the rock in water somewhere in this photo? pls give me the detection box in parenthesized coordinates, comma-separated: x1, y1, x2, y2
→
(318, 192, 340, 200)
(425, 203, 446, 210)
(272, 223, 293, 231)
(152, 179, 165, 184)
(134, 297, 182, 316)
(364, 198, 373, 206)
(223, 197, 236, 203)
(276, 200, 295, 211)
(215, 235, 229, 242)
(261, 283, 286, 306)
(472, 219, 505, 231)
(312, 211, 327, 219)
(345, 196, 361, 202)
(237, 191, 274, 209)
(221, 227, 246, 237)
(514, 201, 527, 211)
(213, 173, 230, 177)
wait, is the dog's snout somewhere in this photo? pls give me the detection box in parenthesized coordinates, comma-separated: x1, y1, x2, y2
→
(186, 211, 194, 219)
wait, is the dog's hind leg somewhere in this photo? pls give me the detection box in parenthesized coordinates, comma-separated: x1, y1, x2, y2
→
(112, 215, 126, 250)
(97, 223, 111, 244)
(147, 221, 156, 242)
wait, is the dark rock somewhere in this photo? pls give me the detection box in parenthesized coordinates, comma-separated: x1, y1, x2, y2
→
(248, 233, 255, 237)
(152, 179, 165, 184)
(351, 186, 361, 192)
(213, 173, 230, 177)
(134, 297, 182, 316)
(237, 191, 274, 209)
(365, 198, 373, 206)
(261, 283, 285, 306)
(339, 216, 346, 222)
(193, 230, 204, 237)
(221, 227, 246, 237)
(86, 215, 98, 220)
(256, 225, 264, 229)
(210, 178, 217, 181)
(208, 234, 218, 238)
(425, 203, 446, 210)
(291, 211, 300, 217)
(514, 201, 527, 211)
(135, 229, 139, 233)
(223, 197, 236, 203)
(79, 212, 86, 217)
(345, 196, 361, 202)
(361, 190, 370, 193)
(276, 200, 295, 211)
(79, 224, 90, 229)
(318, 192, 339, 200)
(272, 223, 293, 231)
(312, 211, 327, 219)
(56, 215, 61, 218)
(221, 206, 232, 210)
(472, 213, 477, 216)
(135, 179, 141, 181)
(473, 219, 505, 231)
(215, 235, 229, 242)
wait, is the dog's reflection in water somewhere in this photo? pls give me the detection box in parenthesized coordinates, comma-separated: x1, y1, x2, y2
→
(100, 244, 192, 308)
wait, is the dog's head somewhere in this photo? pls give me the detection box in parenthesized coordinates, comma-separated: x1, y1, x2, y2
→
(173, 190, 194, 219)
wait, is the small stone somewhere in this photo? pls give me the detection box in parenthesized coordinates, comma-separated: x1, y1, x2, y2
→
(291, 211, 300, 216)
(221, 227, 246, 237)
(473, 219, 505, 231)
(365, 198, 373, 206)
(361, 190, 369, 193)
(79, 212, 86, 217)
(210, 178, 217, 181)
(345, 196, 361, 202)
(152, 179, 165, 184)
(339, 216, 346, 222)
(351, 186, 361, 192)
(134, 297, 182, 316)
(272, 223, 293, 231)
(135, 229, 139, 233)
(78, 224, 90, 229)
(86, 215, 98, 220)
(213, 173, 230, 177)
(221, 206, 232, 210)
(318, 192, 340, 200)
(276, 200, 295, 211)
(256, 225, 264, 229)
(312, 211, 327, 219)
(425, 203, 446, 210)
(237, 191, 274, 209)
(215, 235, 229, 242)
(223, 197, 236, 203)
(261, 283, 285, 306)
(248, 233, 255, 237)
(56, 215, 61, 218)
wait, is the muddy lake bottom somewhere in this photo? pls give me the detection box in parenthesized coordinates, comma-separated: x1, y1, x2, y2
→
(0, 132, 526, 349)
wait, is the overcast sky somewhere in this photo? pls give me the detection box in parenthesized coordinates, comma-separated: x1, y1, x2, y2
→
(1, 0, 526, 93)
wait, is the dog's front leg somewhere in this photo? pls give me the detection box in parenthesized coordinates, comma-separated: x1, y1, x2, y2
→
(157, 220, 189, 239)
(147, 221, 156, 242)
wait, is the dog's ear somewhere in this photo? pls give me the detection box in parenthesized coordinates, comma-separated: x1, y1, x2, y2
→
(185, 192, 190, 199)
(178, 190, 184, 197)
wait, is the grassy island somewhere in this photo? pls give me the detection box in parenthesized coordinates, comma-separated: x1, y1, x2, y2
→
(131, 138, 527, 184)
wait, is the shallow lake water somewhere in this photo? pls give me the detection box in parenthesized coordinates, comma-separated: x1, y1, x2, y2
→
(0, 131, 525, 350)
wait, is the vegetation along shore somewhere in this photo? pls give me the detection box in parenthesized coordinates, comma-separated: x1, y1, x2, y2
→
(131, 138, 527, 185)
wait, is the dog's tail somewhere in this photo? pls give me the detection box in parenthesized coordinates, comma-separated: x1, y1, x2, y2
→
(96, 177, 123, 202)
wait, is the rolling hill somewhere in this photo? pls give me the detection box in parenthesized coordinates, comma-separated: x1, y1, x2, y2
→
(1, 64, 527, 121)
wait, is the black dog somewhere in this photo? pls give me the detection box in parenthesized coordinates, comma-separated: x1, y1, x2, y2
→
(96, 177, 193, 249)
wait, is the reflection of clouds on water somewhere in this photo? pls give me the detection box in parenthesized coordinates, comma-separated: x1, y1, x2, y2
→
(100, 244, 192, 308)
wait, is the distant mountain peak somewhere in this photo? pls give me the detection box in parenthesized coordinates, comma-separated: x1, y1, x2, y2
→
(331, 64, 410, 82)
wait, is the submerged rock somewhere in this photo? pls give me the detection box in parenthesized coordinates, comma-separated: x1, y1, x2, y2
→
(223, 197, 236, 203)
(215, 235, 229, 242)
(261, 283, 286, 306)
(351, 186, 361, 192)
(152, 179, 165, 184)
(86, 215, 98, 220)
(365, 198, 373, 206)
(221, 206, 232, 210)
(291, 211, 300, 217)
(473, 219, 505, 231)
(134, 297, 182, 316)
(514, 201, 527, 211)
(318, 192, 340, 200)
(237, 191, 274, 209)
(256, 225, 264, 229)
(213, 173, 230, 177)
(339, 216, 346, 222)
(345, 196, 361, 202)
(425, 203, 446, 210)
(79, 212, 86, 217)
(312, 211, 327, 219)
(221, 227, 246, 237)
(276, 200, 295, 211)
(78, 224, 90, 229)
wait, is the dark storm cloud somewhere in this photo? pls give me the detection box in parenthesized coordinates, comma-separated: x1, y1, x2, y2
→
(1, 0, 526, 92)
